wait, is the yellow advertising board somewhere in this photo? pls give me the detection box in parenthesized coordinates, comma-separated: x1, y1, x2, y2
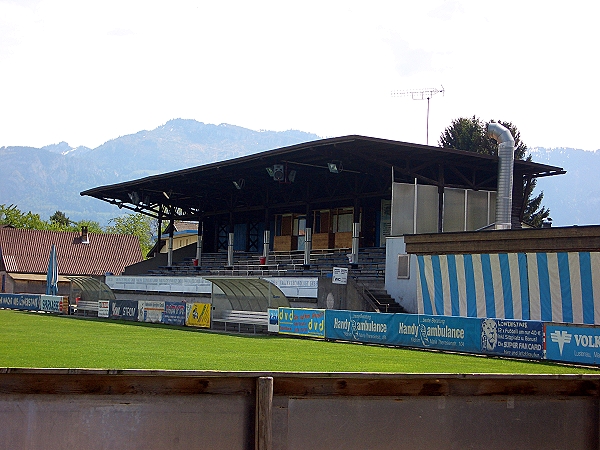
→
(185, 302, 211, 328)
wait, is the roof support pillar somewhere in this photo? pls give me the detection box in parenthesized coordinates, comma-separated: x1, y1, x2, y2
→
(196, 217, 203, 266)
(167, 212, 174, 267)
(350, 198, 361, 264)
(303, 204, 312, 267)
(263, 207, 270, 264)
(438, 164, 445, 233)
(227, 212, 234, 267)
(155, 206, 163, 258)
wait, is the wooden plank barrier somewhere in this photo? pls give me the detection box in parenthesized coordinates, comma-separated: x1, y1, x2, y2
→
(0, 369, 599, 449)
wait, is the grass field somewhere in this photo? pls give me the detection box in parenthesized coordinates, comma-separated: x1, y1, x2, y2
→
(1, 309, 599, 374)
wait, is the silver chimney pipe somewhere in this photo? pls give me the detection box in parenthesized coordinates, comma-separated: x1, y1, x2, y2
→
(487, 123, 515, 230)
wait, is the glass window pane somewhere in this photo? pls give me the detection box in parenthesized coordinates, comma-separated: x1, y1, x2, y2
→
(391, 182, 415, 235)
(443, 188, 466, 232)
(416, 184, 439, 234)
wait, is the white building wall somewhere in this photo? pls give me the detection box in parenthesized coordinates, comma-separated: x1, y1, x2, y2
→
(385, 236, 418, 313)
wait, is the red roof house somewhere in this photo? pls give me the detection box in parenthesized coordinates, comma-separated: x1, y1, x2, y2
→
(0, 226, 143, 294)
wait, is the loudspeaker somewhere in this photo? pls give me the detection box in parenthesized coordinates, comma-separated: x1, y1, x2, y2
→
(273, 164, 284, 181)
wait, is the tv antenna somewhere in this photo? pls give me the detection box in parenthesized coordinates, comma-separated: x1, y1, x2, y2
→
(391, 85, 445, 145)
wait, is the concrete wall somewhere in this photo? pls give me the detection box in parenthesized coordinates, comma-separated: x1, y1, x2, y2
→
(317, 276, 364, 311)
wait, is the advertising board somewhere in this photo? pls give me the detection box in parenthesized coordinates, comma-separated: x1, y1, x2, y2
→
(268, 308, 279, 333)
(138, 301, 165, 323)
(278, 307, 325, 338)
(0, 294, 40, 311)
(545, 323, 600, 365)
(40, 295, 63, 313)
(389, 313, 481, 353)
(163, 301, 186, 326)
(480, 318, 544, 359)
(110, 300, 138, 321)
(98, 301, 110, 318)
(325, 310, 394, 344)
(185, 302, 211, 328)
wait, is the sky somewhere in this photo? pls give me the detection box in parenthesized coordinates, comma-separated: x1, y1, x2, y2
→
(1, 0, 598, 151)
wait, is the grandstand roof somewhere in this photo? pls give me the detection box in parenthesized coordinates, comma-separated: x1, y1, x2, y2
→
(80, 135, 564, 222)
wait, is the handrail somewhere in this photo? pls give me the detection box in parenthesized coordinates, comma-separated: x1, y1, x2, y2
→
(348, 277, 385, 313)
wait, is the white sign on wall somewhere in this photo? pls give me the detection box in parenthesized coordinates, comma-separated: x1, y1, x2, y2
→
(332, 267, 348, 285)
(98, 300, 110, 318)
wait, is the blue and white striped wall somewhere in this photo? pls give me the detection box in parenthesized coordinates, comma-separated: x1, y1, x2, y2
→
(416, 252, 600, 325)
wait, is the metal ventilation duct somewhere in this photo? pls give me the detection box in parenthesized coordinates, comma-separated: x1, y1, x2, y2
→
(487, 123, 515, 230)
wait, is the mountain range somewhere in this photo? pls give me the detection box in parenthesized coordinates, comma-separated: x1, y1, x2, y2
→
(0, 120, 319, 225)
(1, 119, 598, 227)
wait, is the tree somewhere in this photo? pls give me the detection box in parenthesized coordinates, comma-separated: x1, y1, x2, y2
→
(0, 204, 49, 230)
(50, 211, 71, 228)
(438, 116, 550, 227)
(105, 213, 153, 257)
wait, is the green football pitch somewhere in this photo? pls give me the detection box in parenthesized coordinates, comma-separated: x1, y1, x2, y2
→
(1, 309, 598, 373)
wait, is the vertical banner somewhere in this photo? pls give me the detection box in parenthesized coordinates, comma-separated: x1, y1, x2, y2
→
(138, 301, 165, 323)
(545, 323, 600, 365)
(110, 300, 139, 321)
(268, 308, 279, 333)
(390, 313, 481, 353)
(98, 300, 110, 318)
(480, 318, 544, 360)
(278, 307, 325, 338)
(163, 301, 186, 326)
(325, 310, 394, 344)
(186, 302, 211, 328)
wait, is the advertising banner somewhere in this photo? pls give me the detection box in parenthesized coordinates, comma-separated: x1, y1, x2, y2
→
(326, 310, 394, 344)
(163, 301, 186, 326)
(480, 318, 544, 360)
(186, 302, 211, 328)
(264, 277, 319, 298)
(40, 295, 62, 313)
(110, 300, 138, 321)
(278, 307, 325, 338)
(0, 294, 40, 311)
(545, 323, 600, 365)
(138, 301, 165, 323)
(268, 308, 279, 333)
(390, 314, 481, 353)
(98, 300, 110, 318)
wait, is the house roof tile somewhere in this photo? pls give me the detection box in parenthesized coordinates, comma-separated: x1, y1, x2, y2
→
(0, 228, 143, 276)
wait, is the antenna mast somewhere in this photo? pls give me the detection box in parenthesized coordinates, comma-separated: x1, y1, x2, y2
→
(391, 86, 445, 145)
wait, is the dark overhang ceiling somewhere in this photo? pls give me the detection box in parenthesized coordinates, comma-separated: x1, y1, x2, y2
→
(80, 135, 565, 221)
